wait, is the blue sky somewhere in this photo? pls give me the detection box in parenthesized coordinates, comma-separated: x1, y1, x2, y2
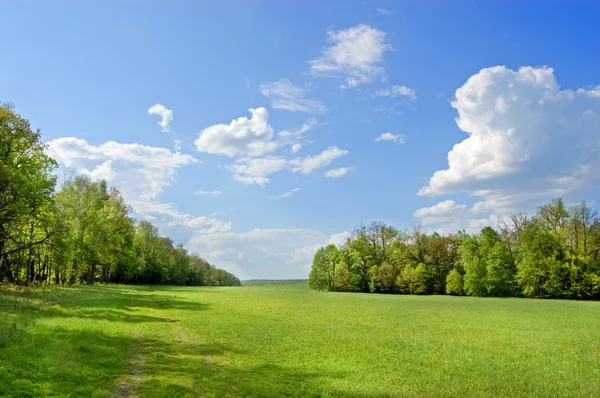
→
(2, 1, 599, 279)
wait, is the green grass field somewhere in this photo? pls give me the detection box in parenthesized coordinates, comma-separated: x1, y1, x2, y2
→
(1, 284, 599, 397)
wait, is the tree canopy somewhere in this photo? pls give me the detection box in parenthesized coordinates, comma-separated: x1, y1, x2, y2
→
(0, 104, 240, 287)
(309, 199, 600, 299)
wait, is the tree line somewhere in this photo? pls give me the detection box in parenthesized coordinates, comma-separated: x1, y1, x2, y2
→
(0, 104, 240, 287)
(309, 199, 600, 299)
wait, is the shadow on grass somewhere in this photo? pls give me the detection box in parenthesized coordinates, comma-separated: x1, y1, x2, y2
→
(0, 285, 208, 323)
(134, 334, 387, 397)
(0, 322, 378, 398)
(0, 325, 135, 397)
(138, 342, 386, 398)
(0, 286, 385, 397)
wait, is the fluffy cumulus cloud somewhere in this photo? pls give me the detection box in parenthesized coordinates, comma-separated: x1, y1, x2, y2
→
(375, 85, 416, 100)
(375, 132, 406, 144)
(47, 137, 198, 200)
(414, 200, 467, 226)
(195, 107, 278, 157)
(260, 80, 327, 114)
(325, 167, 351, 178)
(310, 24, 390, 88)
(328, 231, 351, 246)
(417, 65, 600, 231)
(186, 229, 350, 279)
(290, 146, 348, 174)
(228, 156, 288, 187)
(148, 104, 174, 133)
(195, 107, 347, 186)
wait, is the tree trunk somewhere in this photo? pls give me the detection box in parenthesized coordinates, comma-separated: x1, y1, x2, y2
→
(0, 239, 13, 283)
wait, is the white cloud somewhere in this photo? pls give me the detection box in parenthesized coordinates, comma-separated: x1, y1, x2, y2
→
(187, 228, 328, 279)
(328, 231, 351, 246)
(290, 146, 349, 174)
(47, 137, 198, 200)
(419, 66, 600, 217)
(310, 24, 390, 88)
(292, 244, 322, 267)
(148, 104, 174, 133)
(229, 156, 288, 187)
(80, 160, 115, 181)
(325, 167, 351, 178)
(377, 8, 391, 15)
(195, 190, 223, 196)
(129, 200, 231, 234)
(195, 108, 347, 186)
(271, 187, 300, 199)
(279, 118, 318, 137)
(226, 145, 348, 186)
(375, 132, 406, 144)
(173, 139, 182, 151)
(414, 200, 467, 226)
(260, 80, 327, 113)
(280, 118, 319, 155)
(375, 85, 417, 100)
(195, 107, 278, 157)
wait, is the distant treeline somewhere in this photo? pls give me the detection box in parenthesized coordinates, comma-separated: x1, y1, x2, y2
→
(309, 199, 600, 299)
(0, 104, 240, 287)
(242, 279, 308, 286)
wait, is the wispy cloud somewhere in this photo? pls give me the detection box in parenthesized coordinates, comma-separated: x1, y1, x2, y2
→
(375, 85, 416, 100)
(310, 24, 390, 88)
(173, 139, 182, 151)
(279, 118, 318, 138)
(260, 80, 326, 114)
(271, 187, 301, 199)
(375, 132, 406, 144)
(325, 167, 352, 178)
(290, 146, 349, 174)
(195, 190, 223, 196)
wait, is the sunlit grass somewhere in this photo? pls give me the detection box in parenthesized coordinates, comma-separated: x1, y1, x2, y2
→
(1, 284, 599, 397)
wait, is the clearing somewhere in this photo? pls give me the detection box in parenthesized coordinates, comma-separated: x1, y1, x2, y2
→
(1, 284, 599, 397)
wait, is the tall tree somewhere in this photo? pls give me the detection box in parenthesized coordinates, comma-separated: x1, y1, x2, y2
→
(0, 104, 57, 282)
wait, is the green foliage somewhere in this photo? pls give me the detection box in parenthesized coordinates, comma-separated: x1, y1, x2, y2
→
(310, 199, 600, 300)
(307, 245, 339, 291)
(461, 237, 487, 297)
(485, 241, 517, 296)
(308, 247, 331, 291)
(0, 104, 57, 284)
(333, 260, 351, 291)
(446, 269, 463, 295)
(0, 106, 241, 288)
(375, 261, 398, 293)
(412, 263, 430, 295)
(397, 264, 415, 294)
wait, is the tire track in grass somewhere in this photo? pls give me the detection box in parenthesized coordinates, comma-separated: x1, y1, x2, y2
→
(110, 329, 146, 398)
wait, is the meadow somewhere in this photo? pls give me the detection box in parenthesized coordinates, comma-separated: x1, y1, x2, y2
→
(1, 283, 599, 397)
